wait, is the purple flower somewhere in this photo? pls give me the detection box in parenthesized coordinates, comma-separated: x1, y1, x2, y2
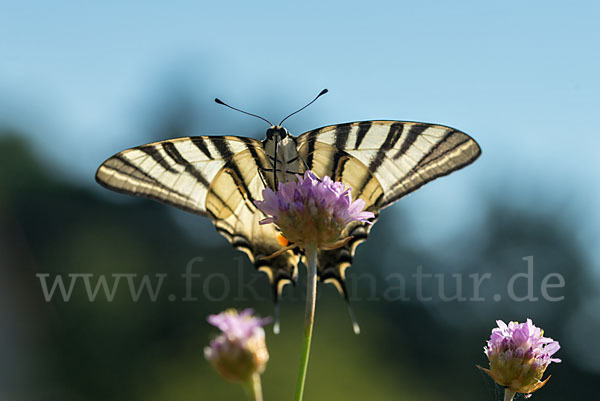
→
(479, 319, 561, 395)
(254, 171, 375, 249)
(204, 309, 271, 382)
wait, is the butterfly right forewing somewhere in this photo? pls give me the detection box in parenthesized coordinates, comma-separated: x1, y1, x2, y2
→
(297, 121, 481, 208)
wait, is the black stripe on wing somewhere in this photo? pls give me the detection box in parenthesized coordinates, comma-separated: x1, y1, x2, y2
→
(191, 137, 214, 160)
(330, 123, 351, 175)
(209, 137, 258, 205)
(353, 121, 372, 149)
(303, 129, 319, 168)
(392, 123, 428, 160)
(381, 128, 481, 207)
(137, 145, 179, 174)
(161, 142, 211, 187)
(366, 121, 404, 175)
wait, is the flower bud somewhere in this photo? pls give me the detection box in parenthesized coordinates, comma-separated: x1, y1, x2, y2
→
(204, 309, 270, 382)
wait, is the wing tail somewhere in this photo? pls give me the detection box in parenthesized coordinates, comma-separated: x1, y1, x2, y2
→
(316, 219, 377, 333)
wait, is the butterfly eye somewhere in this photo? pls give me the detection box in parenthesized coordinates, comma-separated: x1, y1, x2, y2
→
(266, 127, 287, 140)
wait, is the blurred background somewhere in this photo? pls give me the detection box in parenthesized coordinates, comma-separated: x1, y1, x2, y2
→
(1, 1, 599, 400)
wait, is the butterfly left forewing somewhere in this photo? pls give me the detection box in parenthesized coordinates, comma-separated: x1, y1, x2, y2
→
(296, 120, 481, 296)
(96, 136, 266, 216)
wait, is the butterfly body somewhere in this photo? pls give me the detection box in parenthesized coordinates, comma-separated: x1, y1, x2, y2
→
(262, 125, 301, 186)
(96, 119, 480, 301)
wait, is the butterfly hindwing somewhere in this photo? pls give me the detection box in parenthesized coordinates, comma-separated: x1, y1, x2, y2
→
(96, 135, 297, 300)
(296, 121, 481, 296)
(205, 145, 298, 299)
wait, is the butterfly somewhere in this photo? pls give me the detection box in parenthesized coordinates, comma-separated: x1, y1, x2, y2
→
(95, 90, 481, 319)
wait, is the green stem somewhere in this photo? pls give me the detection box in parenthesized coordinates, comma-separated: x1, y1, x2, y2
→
(294, 244, 318, 401)
(503, 388, 516, 401)
(243, 373, 263, 401)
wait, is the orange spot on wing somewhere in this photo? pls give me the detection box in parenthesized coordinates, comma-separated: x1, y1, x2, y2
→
(277, 234, 289, 247)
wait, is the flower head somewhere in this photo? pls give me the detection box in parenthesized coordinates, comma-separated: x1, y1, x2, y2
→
(479, 319, 561, 395)
(204, 309, 271, 382)
(254, 171, 374, 249)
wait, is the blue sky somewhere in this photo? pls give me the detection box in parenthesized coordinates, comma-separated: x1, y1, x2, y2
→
(1, 1, 599, 256)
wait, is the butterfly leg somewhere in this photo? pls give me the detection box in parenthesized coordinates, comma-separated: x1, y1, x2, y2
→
(257, 167, 268, 188)
(258, 166, 284, 173)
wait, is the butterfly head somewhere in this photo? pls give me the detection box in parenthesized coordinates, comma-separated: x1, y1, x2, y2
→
(215, 89, 328, 143)
(266, 126, 289, 142)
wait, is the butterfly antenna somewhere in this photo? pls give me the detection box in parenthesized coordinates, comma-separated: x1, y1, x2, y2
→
(278, 88, 328, 126)
(347, 302, 361, 335)
(215, 98, 273, 126)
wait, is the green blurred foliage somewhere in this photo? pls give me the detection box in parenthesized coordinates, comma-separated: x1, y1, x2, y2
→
(0, 130, 597, 401)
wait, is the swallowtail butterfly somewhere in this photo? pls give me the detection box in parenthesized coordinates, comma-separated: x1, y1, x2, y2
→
(96, 90, 481, 312)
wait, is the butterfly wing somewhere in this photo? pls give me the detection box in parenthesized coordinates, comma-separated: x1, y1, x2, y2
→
(95, 136, 298, 300)
(296, 121, 481, 297)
